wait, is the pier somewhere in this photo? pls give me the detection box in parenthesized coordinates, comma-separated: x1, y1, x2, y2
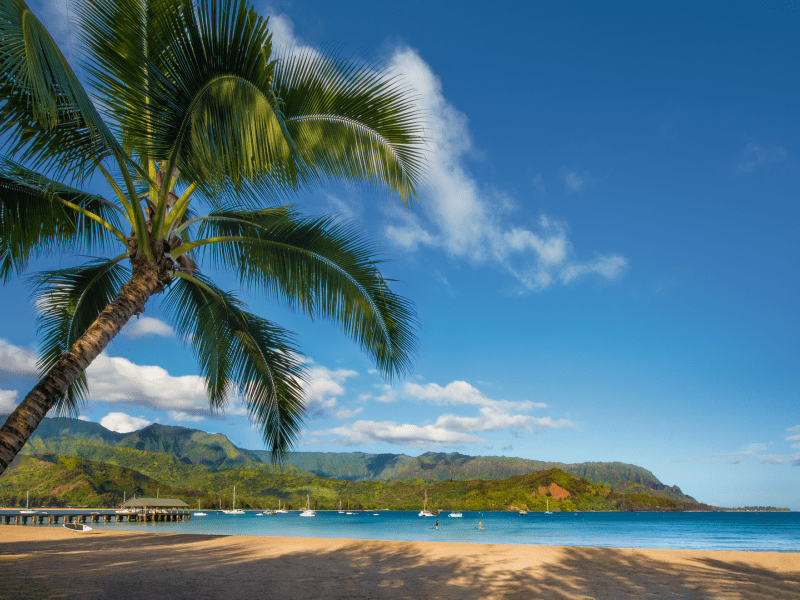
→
(1, 509, 191, 526)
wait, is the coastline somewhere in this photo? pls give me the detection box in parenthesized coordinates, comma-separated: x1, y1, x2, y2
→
(1, 526, 798, 599)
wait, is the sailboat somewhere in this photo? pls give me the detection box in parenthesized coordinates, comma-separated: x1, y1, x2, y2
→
(338, 500, 345, 514)
(299, 495, 316, 517)
(275, 499, 288, 514)
(115, 491, 134, 514)
(418, 490, 433, 517)
(545, 499, 552, 515)
(346, 499, 353, 515)
(194, 500, 207, 516)
(19, 491, 38, 514)
(221, 486, 245, 514)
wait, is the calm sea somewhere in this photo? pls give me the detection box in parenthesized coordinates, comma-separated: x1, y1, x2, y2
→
(5, 510, 798, 552)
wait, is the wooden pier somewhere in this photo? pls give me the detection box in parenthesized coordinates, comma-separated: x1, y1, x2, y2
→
(1, 509, 191, 526)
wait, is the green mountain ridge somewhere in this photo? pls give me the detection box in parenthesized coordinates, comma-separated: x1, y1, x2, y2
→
(16, 416, 697, 504)
(1, 453, 702, 512)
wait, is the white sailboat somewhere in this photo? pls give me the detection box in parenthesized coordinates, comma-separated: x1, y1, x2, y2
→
(338, 500, 345, 514)
(545, 499, 552, 515)
(194, 500, 207, 516)
(221, 486, 245, 514)
(299, 494, 316, 517)
(275, 499, 288, 514)
(418, 490, 433, 517)
(19, 491, 38, 514)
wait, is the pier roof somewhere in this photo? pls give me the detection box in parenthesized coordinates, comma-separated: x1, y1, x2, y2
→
(122, 498, 189, 508)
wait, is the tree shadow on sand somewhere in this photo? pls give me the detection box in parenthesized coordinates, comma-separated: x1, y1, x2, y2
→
(1, 531, 798, 599)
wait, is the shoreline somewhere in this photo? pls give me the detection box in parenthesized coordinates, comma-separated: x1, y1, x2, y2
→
(1, 526, 798, 599)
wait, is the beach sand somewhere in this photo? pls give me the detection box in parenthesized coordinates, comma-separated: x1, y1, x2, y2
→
(1, 525, 798, 599)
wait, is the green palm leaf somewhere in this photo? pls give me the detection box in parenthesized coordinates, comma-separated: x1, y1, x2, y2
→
(0, 0, 132, 183)
(190, 208, 418, 377)
(275, 49, 427, 204)
(162, 274, 306, 459)
(0, 160, 125, 280)
(29, 259, 130, 415)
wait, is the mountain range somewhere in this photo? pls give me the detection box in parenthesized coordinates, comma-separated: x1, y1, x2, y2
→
(17, 416, 697, 504)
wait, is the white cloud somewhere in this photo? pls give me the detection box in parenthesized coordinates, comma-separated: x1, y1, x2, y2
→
(100, 412, 152, 433)
(301, 365, 358, 418)
(121, 317, 174, 339)
(0, 389, 19, 413)
(316, 420, 485, 448)
(404, 380, 546, 412)
(786, 433, 800, 448)
(86, 353, 215, 417)
(736, 143, 788, 174)
(77, 415, 90, 421)
(333, 407, 364, 420)
(433, 407, 571, 434)
(264, 14, 626, 293)
(758, 454, 800, 465)
(787, 425, 800, 432)
(383, 48, 627, 292)
(562, 169, 594, 193)
(168, 411, 206, 423)
(0, 339, 39, 379)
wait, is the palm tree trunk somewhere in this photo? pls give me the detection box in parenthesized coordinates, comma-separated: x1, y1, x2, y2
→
(0, 265, 161, 475)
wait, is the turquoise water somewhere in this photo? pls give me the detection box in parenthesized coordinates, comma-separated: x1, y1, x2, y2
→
(7, 510, 798, 552)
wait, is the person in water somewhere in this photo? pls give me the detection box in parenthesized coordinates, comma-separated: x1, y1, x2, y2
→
(435, 520, 439, 530)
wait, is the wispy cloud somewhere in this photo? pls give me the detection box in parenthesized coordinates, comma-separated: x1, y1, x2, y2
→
(735, 143, 788, 174)
(313, 420, 485, 448)
(265, 15, 626, 294)
(561, 168, 594, 193)
(313, 378, 571, 448)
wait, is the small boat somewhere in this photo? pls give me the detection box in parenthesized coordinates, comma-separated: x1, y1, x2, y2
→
(519, 510, 527, 515)
(372, 513, 380, 516)
(19, 491, 38, 514)
(545, 499, 552, 515)
(194, 500, 208, 516)
(449, 512, 463, 518)
(63, 522, 92, 532)
(338, 500, 345, 514)
(299, 494, 316, 517)
(346, 512, 354, 515)
(221, 486, 245, 514)
(419, 490, 434, 517)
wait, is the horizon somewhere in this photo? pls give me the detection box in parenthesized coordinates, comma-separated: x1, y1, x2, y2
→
(0, 1, 797, 510)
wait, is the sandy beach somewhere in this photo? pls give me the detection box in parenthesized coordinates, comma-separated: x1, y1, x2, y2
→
(0, 525, 798, 599)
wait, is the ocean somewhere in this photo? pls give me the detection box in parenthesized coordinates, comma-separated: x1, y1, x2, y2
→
(5, 510, 798, 552)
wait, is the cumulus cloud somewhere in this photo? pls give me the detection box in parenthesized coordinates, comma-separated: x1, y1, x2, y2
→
(0, 389, 19, 413)
(0, 339, 39, 380)
(121, 317, 174, 339)
(301, 364, 359, 418)
(100, 412, 152, 433)
(404, 380, 546, 412)
(313, 378, 571, 448)
(316, 420, 485, 448)
(736, 143, 788, 174)
(86, 353, 215, 417)
(786, 425, 800, 448)
(266, 14, 627, 293)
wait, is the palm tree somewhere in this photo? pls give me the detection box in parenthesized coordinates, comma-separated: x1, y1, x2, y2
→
(0, 0, 425, 474)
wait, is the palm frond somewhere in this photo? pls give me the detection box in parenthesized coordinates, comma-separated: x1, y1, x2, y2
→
(0, 0, 128, 182)
(191, 208, 418, 377)
(82, 0, 296, 199)
(275, 49, 428, 204)
(28, 258, 130, 416)
(0, 159, 127, 280)
(162, 274, 306, 460)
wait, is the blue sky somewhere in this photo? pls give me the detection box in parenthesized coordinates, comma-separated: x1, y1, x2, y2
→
(1, 1, 797, 509)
